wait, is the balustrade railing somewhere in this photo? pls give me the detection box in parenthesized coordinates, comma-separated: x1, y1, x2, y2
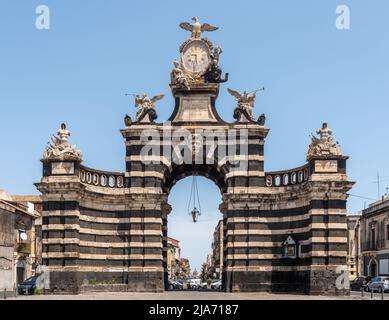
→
(265, 164, 310, 187)
(79, 165, 125, 188)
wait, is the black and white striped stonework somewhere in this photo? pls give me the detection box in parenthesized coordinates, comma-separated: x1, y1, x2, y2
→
(37, 79, 353, 295)
(222, 198, 348, 292)
(124, 126, 267, 194)
(40, 196, 167, 293)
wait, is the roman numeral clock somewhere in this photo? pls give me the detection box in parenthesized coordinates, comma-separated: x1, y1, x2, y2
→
(181, 39, 211, 73)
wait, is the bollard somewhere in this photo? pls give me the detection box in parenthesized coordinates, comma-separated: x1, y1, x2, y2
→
(3, 289, 6, 300)
(371, 288, 373, 299)
(381, 288, 384, 300)
(361, 286, 364, 297)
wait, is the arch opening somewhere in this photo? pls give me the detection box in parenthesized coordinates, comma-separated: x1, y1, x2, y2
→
(164, 175, 224, 292)
(163, 164, 227, 194)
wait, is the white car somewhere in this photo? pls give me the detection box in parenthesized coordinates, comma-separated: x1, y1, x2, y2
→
(189, 278, 201, 289)
(211, 280, 222, 290)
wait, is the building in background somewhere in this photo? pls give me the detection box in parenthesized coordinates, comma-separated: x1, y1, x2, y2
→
(201, 220, 224, 281)
(167, 237, 181, 279)
(360, 196, 389, 277)
(178, 258, 191, 279)
(347, 213, 362, 279)
(192, 269, 199, 278)
(212, 220, 223, 280)
(0, 190, 42, 296)
(12, 195, 43, 268)
(201, 253, 213, 281)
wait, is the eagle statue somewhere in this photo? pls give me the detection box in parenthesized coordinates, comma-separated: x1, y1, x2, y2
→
(179, 17, 218, 38)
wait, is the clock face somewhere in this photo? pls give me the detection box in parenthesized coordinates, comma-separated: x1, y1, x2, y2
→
(181, 40, 211, 73)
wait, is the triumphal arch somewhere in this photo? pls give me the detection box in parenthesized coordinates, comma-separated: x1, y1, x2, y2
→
(36, 18, 353, 295)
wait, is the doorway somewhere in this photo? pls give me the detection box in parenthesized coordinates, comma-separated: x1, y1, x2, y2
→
(16, 260, 26, 285)
(369, 259, 377, 277)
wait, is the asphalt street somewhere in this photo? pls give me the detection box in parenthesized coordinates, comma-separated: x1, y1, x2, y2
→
(5, 290, 389, 300)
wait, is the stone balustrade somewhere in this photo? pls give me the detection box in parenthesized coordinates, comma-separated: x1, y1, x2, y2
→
(265, 164, 310, 187)
(79, 165, 125, 188)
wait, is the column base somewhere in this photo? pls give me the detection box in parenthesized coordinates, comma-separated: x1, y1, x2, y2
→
(223, 271, 309, 293)
(47, 271, 165, 294)
(223, 270, 350, 295)
(307, 269, 350, 296)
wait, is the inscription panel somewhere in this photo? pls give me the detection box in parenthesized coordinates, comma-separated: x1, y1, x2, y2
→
(51, 162, 75, 175)
(315, 160, 338, 173)
(173, 96, 217, 122)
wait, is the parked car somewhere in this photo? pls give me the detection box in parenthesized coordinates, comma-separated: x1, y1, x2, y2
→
(366, 276, 389, 293)
(189, 278, 202, 289)
(200, 282, 208, 289)
(18, 276, 39, 295)
(168, 279, 183, 290)
(211, 279, 222, 290)
(350, 276, 371, 291)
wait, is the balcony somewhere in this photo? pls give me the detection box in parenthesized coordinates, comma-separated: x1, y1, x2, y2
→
(16, 242, 31, 254)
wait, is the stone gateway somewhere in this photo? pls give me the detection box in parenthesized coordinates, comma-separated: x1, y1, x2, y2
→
(36, 19, 354, 295)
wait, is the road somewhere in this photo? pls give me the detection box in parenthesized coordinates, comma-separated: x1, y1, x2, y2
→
(4, 290, 389, 300)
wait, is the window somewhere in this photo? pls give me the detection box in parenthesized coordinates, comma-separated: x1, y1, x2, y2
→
(379, 259, 389, 275)
(371, 227, 376, 249)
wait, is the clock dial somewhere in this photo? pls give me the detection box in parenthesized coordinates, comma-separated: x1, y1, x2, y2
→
(181, 40, 211, 73)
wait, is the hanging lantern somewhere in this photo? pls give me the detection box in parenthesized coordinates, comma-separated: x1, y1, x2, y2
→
(191, 207, 200, 223)
(188, 173, 202, 223)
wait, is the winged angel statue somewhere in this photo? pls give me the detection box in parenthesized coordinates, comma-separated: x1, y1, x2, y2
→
(228, 88, 264, 121)
(133, 93, 165, 122)
(179, 17, 218, 38)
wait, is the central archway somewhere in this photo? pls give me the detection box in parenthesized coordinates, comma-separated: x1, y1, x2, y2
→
(165, 174, 224, 291)
(163, 164, 227, 194)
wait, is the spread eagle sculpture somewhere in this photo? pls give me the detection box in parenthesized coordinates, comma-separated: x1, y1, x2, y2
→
(179, 17, 218, 38)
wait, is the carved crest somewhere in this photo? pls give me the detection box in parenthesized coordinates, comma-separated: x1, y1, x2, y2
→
(192, 133, 203, 156)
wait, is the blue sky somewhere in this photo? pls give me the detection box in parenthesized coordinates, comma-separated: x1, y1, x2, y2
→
(1, 1, 389, 272)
